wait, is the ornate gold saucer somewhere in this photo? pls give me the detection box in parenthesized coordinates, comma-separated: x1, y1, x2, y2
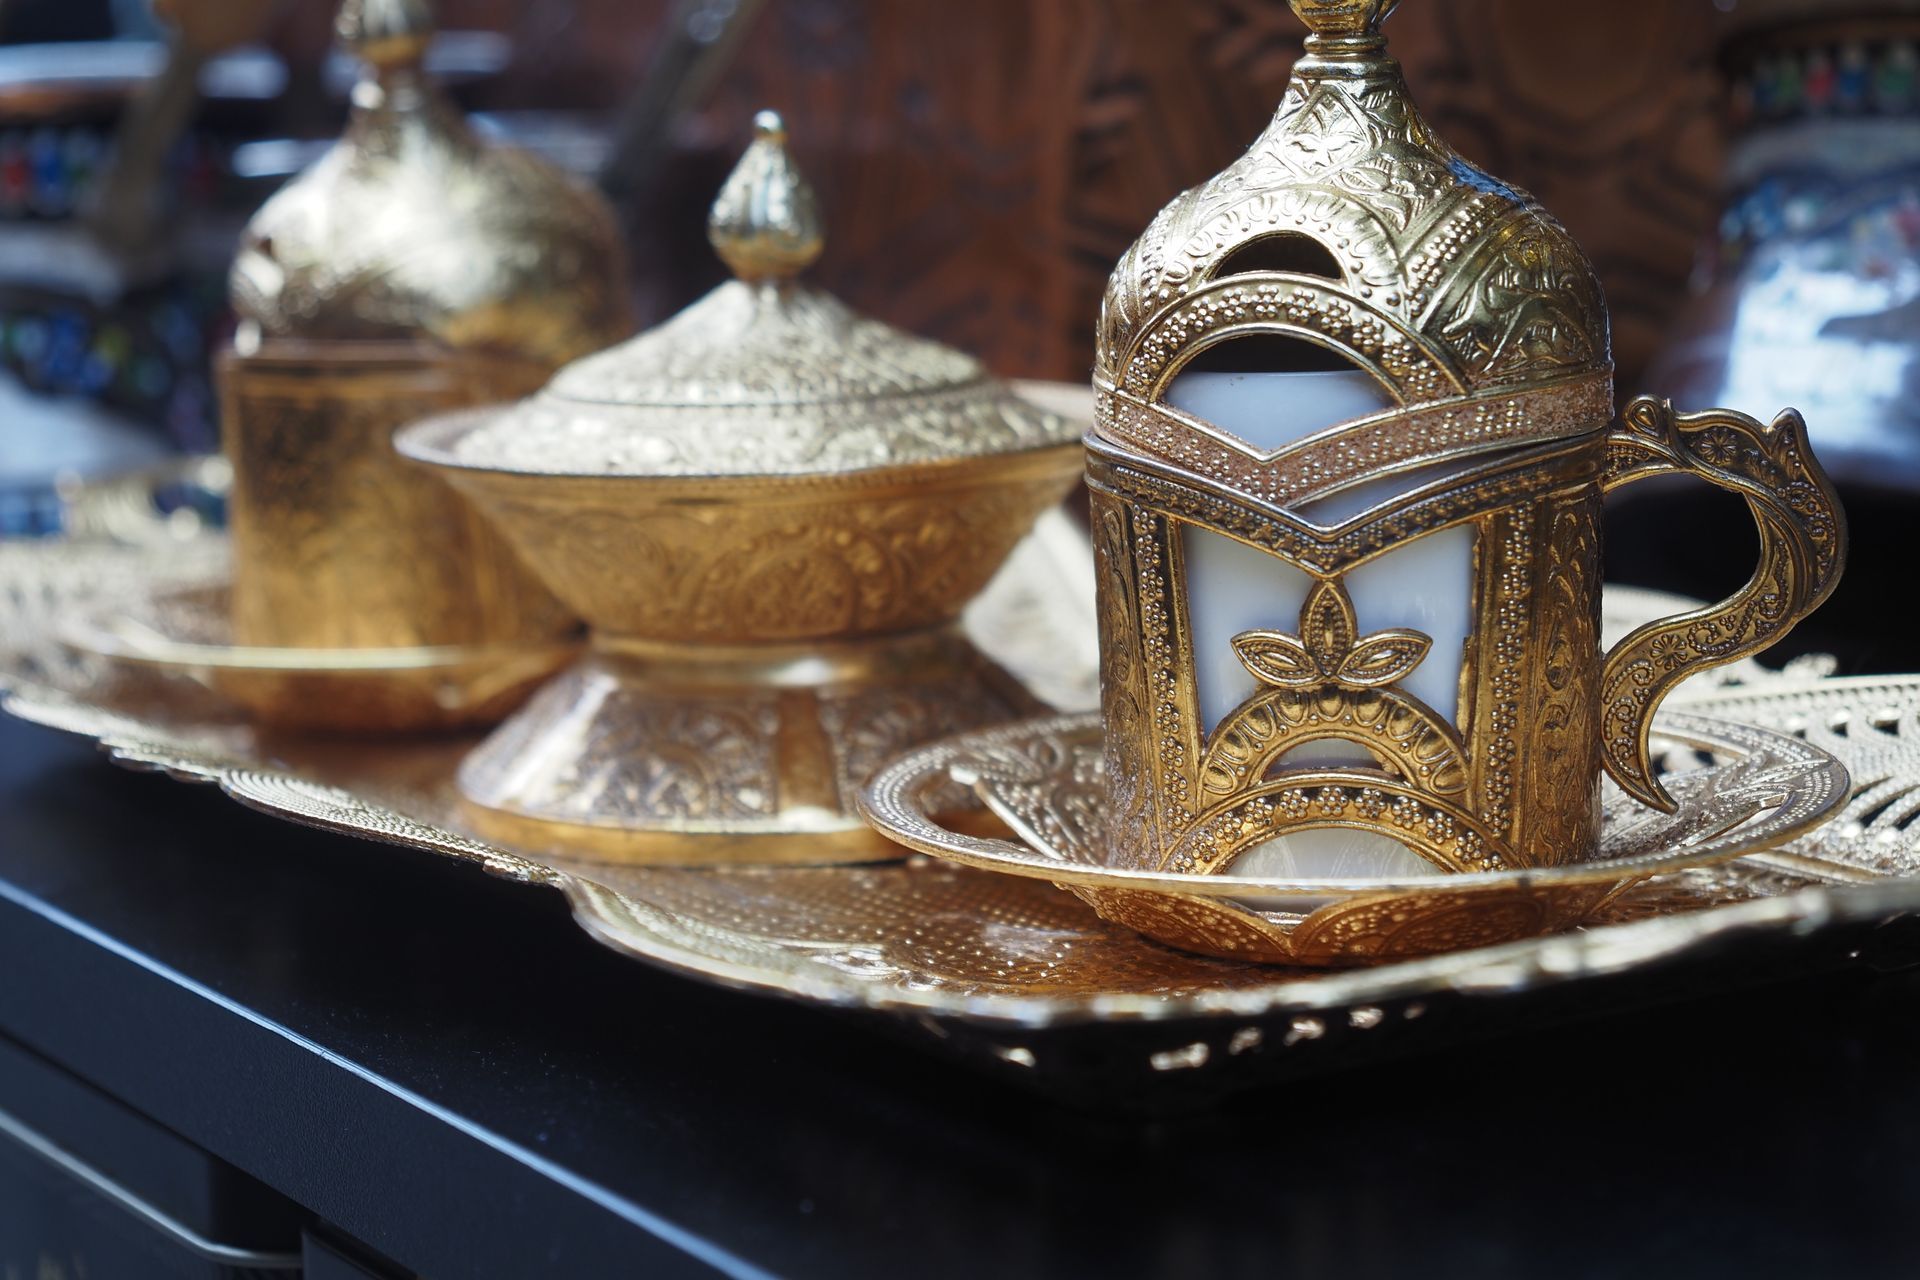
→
(59, 584, 575, 734)
(860, 711, 1848, 966)
(395, 112, 1084, 864)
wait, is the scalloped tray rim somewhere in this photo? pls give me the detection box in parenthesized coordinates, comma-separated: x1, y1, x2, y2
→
(4, 671, 1913, 1032)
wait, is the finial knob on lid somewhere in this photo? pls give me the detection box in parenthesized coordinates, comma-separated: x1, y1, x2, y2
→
(707, 110, 824, 283)
(1286, 0, 1400, 38)
(337, 0, 434, 74)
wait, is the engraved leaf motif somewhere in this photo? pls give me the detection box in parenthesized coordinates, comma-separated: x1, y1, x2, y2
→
(1336, 630, 1432, 688)
(1301, 579, 1357, 670)
(1232, 631, 1321, 687)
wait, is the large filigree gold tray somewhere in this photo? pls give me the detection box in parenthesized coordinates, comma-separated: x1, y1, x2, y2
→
(5, 523, 1920, 1105)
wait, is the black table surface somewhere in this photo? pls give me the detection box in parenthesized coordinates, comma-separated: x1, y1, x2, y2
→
(6, 711, 1920, 1279)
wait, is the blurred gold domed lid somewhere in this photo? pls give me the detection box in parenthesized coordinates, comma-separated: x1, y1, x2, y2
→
(444, 111, 1075, 478)
(229, 0, 631, 369)
(1098, 0, 1610, 406)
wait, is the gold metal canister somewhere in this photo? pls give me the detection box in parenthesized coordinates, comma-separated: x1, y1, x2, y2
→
(220, 0, 632, 652)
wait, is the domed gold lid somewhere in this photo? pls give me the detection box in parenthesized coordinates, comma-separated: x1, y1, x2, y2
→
(442, 111, 1074, 477)
(1097, 0, 1610, 411)
(229, 0, 631, 369)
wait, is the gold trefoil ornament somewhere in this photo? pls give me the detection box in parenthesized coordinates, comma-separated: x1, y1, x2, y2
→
(1086, 0, 1847, 877)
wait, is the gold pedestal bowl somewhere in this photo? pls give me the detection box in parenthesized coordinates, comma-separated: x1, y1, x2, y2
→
(397, 111, 1084, 863)
(397, 434, 1080, 861)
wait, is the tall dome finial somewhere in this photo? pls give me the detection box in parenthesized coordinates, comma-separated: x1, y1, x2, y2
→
(337, 0, 434, 77)
(1287, 0, 1400, 39)
(707, 110, 824, 283)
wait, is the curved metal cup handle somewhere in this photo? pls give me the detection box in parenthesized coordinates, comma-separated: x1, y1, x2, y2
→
(1600, 396, 1847, 812)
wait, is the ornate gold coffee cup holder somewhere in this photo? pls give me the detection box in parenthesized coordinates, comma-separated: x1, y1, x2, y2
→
(860, 710, 1849, 967)
(56, 583, 578, 734)
(890, 0, 1851, 980)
